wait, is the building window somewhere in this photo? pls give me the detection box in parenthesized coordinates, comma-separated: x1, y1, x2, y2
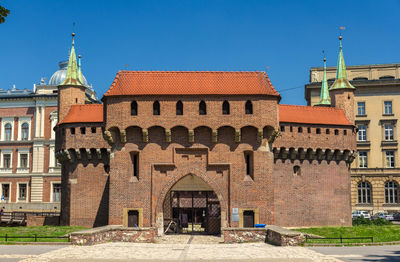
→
(130, 152, 139, 179)
(316, 128, 321, 134)
(91, 127, 96, 133)
(245, 100, 253, 114)
(52, 183, 61, 202)
(357, 102, 366, 115)
(199, 101, 207, 115)
(289, 126, 293, 132)
(71, 128, 75, 135)
(358, 182, 371, 204)
(307, 127, 311, 133)
(358, 125, 367, 141)
(1, 184, 10, 201)
(334, 129, 339, 135)
(384, 101, 393, 115)
(326, 129, 330, 134)
(385, 181, 399, 204)
(222, 101, 230, 115)
(131, 101, 138, 116)
(20, 154, 28, 168)
(298, 127, 303, 133)
(153, 101, 160, 115)
(358, 151, 368, 168)
(293, 165, 301, 176)
(280, 126, 285, 132)
(80, 127, 86, 134)
(384, 124, 394, 141)
(385, 151, 395, 168)
(4, 123, 12, 141)
(3, 154, 11, 169)
(19, 184, 27, 200)
(344, 130, 347, 135)
(176, 101, 183, 115)
(244, 151, 253, 178)
(21, 123, 29, 140)
(243, 210, 255, 228)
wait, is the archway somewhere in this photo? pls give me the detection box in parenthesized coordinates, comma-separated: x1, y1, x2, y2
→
(163, 174, 221, 235)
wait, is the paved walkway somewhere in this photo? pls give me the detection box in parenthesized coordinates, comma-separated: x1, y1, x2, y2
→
(14, 235, 342, 262)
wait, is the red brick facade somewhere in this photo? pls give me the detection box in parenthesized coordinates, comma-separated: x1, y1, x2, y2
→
(56, 71, 356, 232)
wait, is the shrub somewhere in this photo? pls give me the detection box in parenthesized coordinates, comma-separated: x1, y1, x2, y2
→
(352, 216, 392, 226)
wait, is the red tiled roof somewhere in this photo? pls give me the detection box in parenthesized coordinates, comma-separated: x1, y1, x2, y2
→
(104, 71, 280, 97)
(58, 104, 103, 125)
(279, 104, 352, 126)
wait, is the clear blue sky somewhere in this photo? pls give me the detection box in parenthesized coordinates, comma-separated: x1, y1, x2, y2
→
(1, 0, 400, 105)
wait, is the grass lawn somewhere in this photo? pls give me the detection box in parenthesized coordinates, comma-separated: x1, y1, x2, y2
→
(294, 225, 400, 244)
(0, 226, 87, 243)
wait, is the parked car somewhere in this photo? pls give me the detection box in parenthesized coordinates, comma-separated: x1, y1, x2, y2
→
(393, 212, 400, 221)
(352, 210, 371, 219)
(371, 212, 393, 221)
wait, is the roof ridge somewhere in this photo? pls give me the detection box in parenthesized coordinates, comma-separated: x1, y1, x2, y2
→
(279, 104, 343, 111)
(118, 70, 265, 74)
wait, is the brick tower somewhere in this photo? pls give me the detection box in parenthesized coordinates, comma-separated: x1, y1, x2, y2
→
(329, 36, 356, 124)
(57, 33, 86, 123)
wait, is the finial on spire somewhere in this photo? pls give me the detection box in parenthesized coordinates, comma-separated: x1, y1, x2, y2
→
(60, 32, 84, 87)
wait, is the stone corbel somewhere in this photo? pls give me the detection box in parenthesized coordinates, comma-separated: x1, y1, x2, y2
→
(325, 150, 333, 161)
(280, 148, 288, 159)
(212, 129, 218, 143)
(165, 129, 171, 143)
(298, 148, 306, 160)
(142, 129, 149, 143)
(257, 129, 263, 143)
(235, 129, 241, 143)
(104, 131, 114, 144)
(188, 130, 194, 143)
(120, 130, 127, 143)
(289, 148, 296, 160)
(306, 149, 315, 160)
(316, 149, 324, 161)
(75, 149, 81, 160)
(96, 149, 102, 159)
(86, 149, 92, 160)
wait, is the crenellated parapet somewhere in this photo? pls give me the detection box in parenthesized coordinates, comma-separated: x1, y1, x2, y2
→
(273, 147, 356, 163)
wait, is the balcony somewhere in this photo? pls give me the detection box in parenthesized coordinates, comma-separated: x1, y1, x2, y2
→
(381, 140, 398, 147)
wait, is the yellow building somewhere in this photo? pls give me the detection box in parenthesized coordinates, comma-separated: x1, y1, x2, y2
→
(306, 61, 400, 215)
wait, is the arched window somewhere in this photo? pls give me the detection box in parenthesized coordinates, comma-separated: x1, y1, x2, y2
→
(358, 182, 372, 204)
(245, 100, 253, 114)
(199, 101, 207, 115)
(131, 101, 138, 116)
(385, 181, 399, 204)
(153, 101, 160, 115)
(176, 101, 183, 115)
(21, 123, 29, 140)
(222, 101, 230, 115)
(5, 123, 12, 141)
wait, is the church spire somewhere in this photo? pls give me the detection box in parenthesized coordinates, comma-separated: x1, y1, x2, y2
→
(315, 57, 331, 106)
(329, 36, 355, 90)
(60, 33, 84, 86)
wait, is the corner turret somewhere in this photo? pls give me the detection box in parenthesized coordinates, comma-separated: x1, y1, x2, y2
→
(329, 36, 356, 124)
(57, 33, 87, 123)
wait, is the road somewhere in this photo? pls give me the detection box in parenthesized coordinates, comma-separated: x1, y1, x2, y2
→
(309, 245, 400, 262)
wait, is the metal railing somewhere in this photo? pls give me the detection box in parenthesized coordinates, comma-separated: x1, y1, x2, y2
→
(0, 234, 70, 242)
(305, 235, 373, 243)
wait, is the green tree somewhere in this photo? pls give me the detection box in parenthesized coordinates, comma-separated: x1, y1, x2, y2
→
(0, 4, 10, 24)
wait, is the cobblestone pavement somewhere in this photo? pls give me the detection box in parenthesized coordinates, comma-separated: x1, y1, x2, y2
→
(16, 235, 343, 262)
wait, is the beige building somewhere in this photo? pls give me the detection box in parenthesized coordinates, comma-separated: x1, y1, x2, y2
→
(306, 63, 400, 214)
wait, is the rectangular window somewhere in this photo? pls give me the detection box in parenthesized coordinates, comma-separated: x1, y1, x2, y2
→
(52, 183, 61, 202)
(19, 184, 27, 200)
(358, 151, 368, 168)
(384, 101, 393, 115)
(20, 154, 28, 168)
(384, 125, 394, 141)
(358, 125, 367, 141)
(130, 152, 139, 178)
(385, 151, 395, 168)
(244, 151, 253, 178)
(2, 184, 10, 201)
(3, 154, 11, 168)
(357, 102, 366, 115)
(80, 127, 86, 134)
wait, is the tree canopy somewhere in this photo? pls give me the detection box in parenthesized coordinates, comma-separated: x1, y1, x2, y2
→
(0, 5, 10, 24)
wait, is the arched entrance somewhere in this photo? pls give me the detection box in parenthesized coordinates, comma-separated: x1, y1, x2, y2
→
(163, 174, 221, 235)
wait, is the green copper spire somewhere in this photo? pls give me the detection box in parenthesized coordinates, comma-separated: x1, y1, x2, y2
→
(77, 54, 84, 84)
(315, 57, 331, 106)
(329, 36, 355, 90)
(60, 33, 84, 86)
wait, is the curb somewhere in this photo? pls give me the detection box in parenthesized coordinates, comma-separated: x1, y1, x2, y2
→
(0, 242, 71, 245)
(305, 241, 400, 247)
